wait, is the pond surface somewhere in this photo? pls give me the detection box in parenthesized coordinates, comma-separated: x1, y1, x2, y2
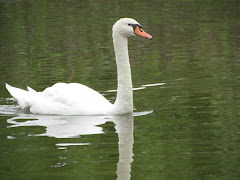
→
(0, 0, 240, 179)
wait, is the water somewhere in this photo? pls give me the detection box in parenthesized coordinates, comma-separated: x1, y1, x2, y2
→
(0, 0, 240, 179)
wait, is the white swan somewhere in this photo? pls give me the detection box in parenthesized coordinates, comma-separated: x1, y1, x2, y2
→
(6, 18, 152, 115)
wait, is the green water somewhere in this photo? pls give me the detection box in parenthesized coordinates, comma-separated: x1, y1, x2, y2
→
(0, 0, 240, 179)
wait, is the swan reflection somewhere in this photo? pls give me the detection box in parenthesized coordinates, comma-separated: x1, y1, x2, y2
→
(6, 111, 151, 179)
(8, 115, 109, 138)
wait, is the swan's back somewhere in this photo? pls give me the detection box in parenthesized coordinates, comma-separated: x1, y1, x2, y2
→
(6, 83, 113, 115)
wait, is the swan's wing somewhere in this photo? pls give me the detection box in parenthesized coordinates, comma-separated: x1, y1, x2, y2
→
(38, 83, 113, 115)
(41, 83, 112, 107)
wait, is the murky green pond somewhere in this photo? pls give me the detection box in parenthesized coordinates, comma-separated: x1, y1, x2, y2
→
(0, 0, 240, 179)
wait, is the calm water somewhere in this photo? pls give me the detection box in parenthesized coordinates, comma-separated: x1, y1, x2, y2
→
(0, 0, 240, 179)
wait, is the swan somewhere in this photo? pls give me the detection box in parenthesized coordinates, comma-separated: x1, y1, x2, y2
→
(6, 18, 152, 115)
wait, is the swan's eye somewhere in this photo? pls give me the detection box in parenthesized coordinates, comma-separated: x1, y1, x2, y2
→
(128, 24, 142, 29)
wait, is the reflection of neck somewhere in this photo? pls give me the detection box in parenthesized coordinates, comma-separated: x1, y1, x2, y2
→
(114, 114, 134, 180)
(112, 32, 133, 114)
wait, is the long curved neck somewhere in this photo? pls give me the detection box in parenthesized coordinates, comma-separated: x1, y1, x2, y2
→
(112, 33, 133, 114)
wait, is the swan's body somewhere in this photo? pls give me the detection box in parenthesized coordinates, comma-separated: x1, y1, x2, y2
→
(6, 18, 152, 115)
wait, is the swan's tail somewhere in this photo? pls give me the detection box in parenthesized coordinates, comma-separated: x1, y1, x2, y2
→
(6, 84, 69, 114)
(5, 83, 32, 109)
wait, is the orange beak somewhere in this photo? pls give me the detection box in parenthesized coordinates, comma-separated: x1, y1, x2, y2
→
(134, 26, 152, 40)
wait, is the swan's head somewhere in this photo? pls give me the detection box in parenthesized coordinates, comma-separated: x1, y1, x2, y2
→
(112, 18, 152, 39)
